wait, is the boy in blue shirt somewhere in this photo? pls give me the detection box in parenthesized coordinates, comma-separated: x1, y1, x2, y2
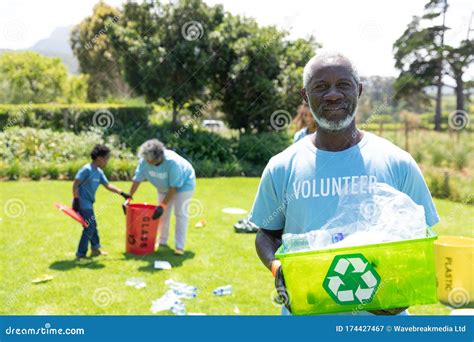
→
(73, 144, 132, 259)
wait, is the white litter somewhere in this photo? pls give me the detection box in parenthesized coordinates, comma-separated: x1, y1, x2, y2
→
(221, 207, 247, 215)
(125, 277, 146, 289)
(151, 279, 198, 315)
(154, 260, 172, 270)
(151, 290, 184, 314)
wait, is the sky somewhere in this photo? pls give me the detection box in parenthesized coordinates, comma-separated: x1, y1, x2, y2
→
(0, 0, 472, 77)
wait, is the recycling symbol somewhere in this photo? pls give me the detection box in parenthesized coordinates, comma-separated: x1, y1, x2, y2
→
(323, 253, 381, 305)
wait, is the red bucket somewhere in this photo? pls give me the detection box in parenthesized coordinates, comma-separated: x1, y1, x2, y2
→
(125, 201, 159, 255)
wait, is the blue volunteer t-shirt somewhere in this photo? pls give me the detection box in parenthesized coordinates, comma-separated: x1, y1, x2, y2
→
(133, 149, 196, 193)
(250, 131, 439, 234)
(75, 163, 109, 209)
(293, 127, 310, 143)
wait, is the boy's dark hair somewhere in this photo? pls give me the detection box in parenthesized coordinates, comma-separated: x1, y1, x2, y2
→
(91, 144, 110, 160)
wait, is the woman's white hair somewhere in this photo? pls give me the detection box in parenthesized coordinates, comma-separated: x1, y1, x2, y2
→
(138, 139, 165, 162)
(303, 51, 360, 89)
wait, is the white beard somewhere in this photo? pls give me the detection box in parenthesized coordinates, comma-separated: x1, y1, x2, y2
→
(310, 105, 357, 131)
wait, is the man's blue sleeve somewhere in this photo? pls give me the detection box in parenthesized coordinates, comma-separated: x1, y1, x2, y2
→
(400, 157, 440, 227)
(249, 164, 285, 230)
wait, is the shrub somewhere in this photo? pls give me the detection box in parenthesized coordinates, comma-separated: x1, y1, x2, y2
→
(6, 162, 20, 180)
(236, 132, 290, 171)
(46, 164, 60, 179)
(0, 104, 152, 132)
(28, 164, 43, 181)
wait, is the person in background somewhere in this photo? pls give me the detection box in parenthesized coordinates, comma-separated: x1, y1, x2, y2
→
(292, 102, 317, 143)
(129, 139, 196, 255)
(73, 144, 132, 260)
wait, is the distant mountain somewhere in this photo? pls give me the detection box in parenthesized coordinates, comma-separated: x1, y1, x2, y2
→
(0, 26, 79, 74)
(29, 26, 79, 74)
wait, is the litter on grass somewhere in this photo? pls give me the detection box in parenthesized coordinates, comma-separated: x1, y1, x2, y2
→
(125, 277, 146, 289)
(221, 207, 247, 215)
(213, 285, 233, 296)
(154, 260, 172, 270)
(151, 279, 198, 315)
(195, 219, 207, 228)
(31, 274, 54, 284)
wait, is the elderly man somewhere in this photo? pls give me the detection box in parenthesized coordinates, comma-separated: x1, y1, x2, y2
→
(250, 52, 439, 315)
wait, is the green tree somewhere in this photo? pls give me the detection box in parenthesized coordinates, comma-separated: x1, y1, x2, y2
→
(110, 0, 225, 127)
(70, 1, 130, 102)
(0, 51, 67, 103)
(62, 74, 89, 103)
(393, 0, 449, 130)
(445, 39, 474, 113)
(209, 14, 318, 132)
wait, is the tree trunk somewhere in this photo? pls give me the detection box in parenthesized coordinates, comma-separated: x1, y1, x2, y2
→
(434, 75, 443, 131)
(434, 0, 448, 131)
(455, 73, 464, 113)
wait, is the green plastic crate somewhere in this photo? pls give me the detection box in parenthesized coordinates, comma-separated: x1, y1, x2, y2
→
(275, 228, 438, 315)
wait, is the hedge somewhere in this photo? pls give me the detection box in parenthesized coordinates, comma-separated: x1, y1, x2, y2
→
(0, 103, 152, 132)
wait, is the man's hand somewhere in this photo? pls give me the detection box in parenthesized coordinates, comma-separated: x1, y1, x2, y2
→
(72, 198, 80, 212)
(272, 261, 291, 313)
(152, 203, 167, 220)
(120, 191, 132, 200)
(368, 307, 408, 315)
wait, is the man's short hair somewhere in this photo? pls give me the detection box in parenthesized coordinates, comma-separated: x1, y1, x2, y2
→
(91, 144, 111, 160)
(303, 51, 360, 88)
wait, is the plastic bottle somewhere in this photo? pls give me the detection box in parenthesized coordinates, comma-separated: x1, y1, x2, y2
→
(213, 285, 233, 296)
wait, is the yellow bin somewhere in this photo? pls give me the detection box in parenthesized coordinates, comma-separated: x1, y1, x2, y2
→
(434, 235, 474, 308)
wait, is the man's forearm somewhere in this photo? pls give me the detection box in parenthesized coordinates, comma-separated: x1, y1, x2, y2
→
(255, 228, 283, 270)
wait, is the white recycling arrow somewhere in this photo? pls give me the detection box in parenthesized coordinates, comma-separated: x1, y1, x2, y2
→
(338, 290, 354, 302)
(348, 258, 367, 273)
(361, 270, 377, 288)
(327, 276, 344, 295)
(355, 286, 375, 302)
(334, 258, 350, 275)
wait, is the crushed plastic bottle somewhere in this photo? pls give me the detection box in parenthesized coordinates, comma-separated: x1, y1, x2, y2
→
(213, 285, 233, 296)
(281, 183, 428, 253)
(125, 277, 146, 289)
(151, 290, 181, 314)
(165, 279, 197, 299)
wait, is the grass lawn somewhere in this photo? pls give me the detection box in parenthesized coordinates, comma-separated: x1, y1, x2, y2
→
(1, 178, 472, 315)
